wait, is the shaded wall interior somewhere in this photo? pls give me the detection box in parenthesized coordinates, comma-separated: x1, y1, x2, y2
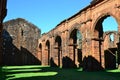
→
(104, 48, 117, 69)
(2, 30, 41, 65)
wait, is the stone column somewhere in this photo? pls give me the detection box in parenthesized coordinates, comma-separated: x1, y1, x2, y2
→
(62, 30, 68, 57)
(0, 0, 7, 65)
(41, 41, 46, 65)
(117, 37, 120, 67)
(0, 23, 3, 65)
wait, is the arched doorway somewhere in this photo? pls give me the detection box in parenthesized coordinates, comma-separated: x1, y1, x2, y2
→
(45, 40, 50, 65)
(38, 43, 42, 64)
(54, 36, 62, 67)
(69, 29, 82, 67)
(94, 15, 118, 69)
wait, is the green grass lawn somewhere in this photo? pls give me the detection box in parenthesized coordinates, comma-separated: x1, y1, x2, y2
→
(0, 65, 120, 80)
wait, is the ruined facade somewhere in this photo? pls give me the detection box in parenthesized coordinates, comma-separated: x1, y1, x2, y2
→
(38, 0, 120, 70)
(2, 18, 41, 65)
(0, 0, 7, 65)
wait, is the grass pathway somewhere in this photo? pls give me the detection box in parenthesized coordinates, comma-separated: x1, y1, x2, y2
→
(0, 65, 120, 80)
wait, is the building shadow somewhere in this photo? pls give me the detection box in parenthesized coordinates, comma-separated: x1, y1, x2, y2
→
(77, 49, 82, 67)
(2, 65, 120, 80)
(62, 56, 77, 68)
(82, 56, 104, 71)
(104, 48, 117, 70)
(2, 29, 41, 66)
(21, 47, 41, 65)
(0, 66, 7, 79)
(117, 41, 120, 68)
(50, 57, 57, 67)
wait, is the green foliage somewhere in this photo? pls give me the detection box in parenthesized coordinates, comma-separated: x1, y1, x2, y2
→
(0, 65, 120, 80)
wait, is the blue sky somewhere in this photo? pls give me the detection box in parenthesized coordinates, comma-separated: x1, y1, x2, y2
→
(4, 0, 118, 34)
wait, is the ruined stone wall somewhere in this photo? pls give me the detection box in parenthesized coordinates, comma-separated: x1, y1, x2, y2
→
(38, 0, 120, 70)
(2, 18, 41, 65)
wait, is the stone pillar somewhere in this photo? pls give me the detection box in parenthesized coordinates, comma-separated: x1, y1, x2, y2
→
(65, 30, 69, 57)
(83, 38, 104, 71)
(0, 23, 3, 65)
(101, 41, 104, 68)
(0, 0, 7, 65)
(117, 38, 120, 66)
(42, 41, 46, 66)
(49, 37, 52, 59)
(118, 25, 120, 34)
(54, 43, 59, 66)
(37, 48, 42, 64)
(61, 31, 66, 58)
(117, 7, 120, 67)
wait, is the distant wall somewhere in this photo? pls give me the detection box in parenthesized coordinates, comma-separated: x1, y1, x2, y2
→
(2, 18, 41, 65)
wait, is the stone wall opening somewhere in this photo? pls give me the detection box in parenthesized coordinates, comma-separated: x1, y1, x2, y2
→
(54, 36, 62, 67)
(103, 16, 118, 69)
(38, 43, 42, 64)
(45, 40, 50, 65)
(94, 15, 118, 69)
(68, 29, 82, 68)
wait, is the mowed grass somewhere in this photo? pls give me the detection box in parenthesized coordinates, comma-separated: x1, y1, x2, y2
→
(0, 65, 120, 80)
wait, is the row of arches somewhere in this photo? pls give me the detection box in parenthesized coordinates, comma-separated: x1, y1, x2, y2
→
(38, 29, 83, 67)
(38, 13, 120, 70)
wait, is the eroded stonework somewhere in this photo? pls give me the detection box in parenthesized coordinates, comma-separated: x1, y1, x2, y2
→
(38, 0, 120, 71)
(2, 18, 41, 65)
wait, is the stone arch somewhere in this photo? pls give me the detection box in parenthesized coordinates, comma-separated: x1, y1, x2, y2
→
(54, 33, 61, 40)
(93, 13, 119, 38)
(68, 28, 83, 68)
(54, 31, 61, 38)
(68, 23, 80, 37)
(67, 23, 82, 43)
(92, 13, 119, 69)
(54, 35, 62, 67)
(103, 31, 118, 41)
(45, 40, 50, 65)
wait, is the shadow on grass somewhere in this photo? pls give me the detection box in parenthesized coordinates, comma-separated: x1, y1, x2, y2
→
(1, 66, 120, 80)
(0, 66, 8, 80)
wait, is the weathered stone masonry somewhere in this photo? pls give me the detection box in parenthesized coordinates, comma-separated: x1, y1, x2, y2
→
(38, 0, 120, 70)
(2, 18, 41, 65)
